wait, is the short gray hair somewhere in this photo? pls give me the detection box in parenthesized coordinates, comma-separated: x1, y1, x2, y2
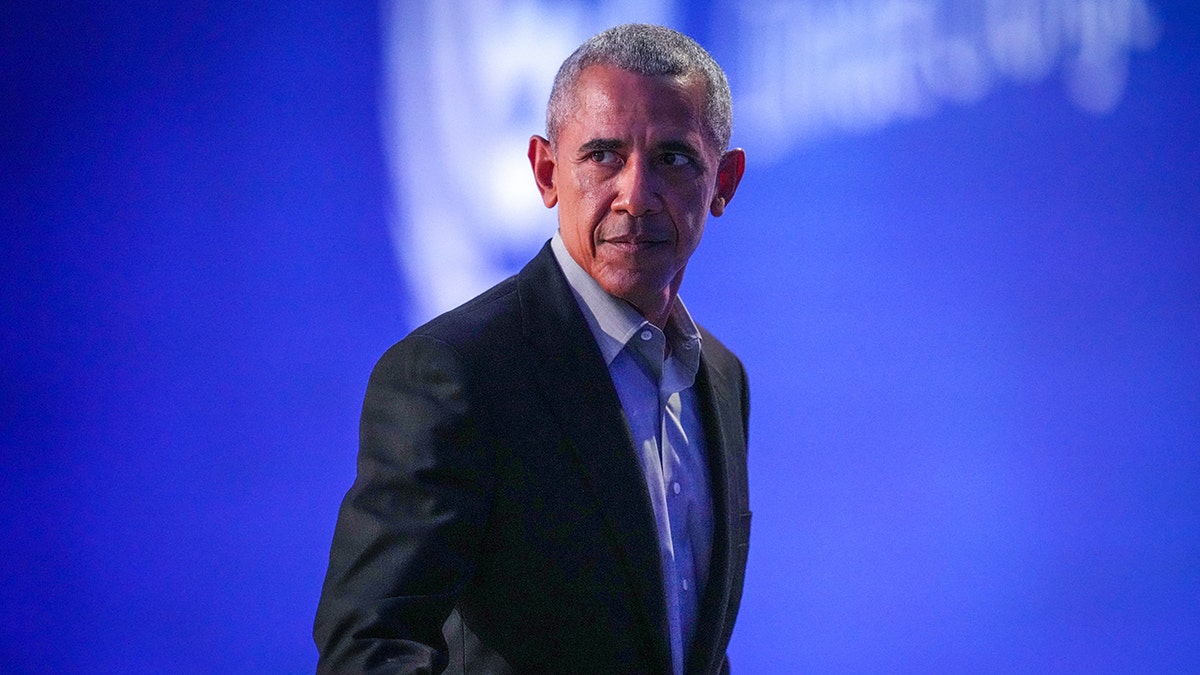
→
(546, 23, 733, 153)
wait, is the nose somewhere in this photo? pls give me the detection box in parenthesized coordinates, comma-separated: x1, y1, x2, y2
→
(611, 158, 660, 217)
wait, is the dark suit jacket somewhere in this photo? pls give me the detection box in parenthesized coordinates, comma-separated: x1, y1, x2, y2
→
(314, 242, 751, 674)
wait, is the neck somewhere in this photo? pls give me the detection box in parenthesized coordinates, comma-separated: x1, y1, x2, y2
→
(639, 269, 687, 329)
(629, 289, 677, 330)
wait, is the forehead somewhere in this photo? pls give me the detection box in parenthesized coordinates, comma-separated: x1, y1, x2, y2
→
(561, 65, 708, 145)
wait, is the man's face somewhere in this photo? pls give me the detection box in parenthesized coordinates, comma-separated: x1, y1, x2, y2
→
(529, 65, 744, 324)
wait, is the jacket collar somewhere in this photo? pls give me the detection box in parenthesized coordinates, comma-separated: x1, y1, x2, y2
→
(516, 242, 740, 674)
(515, 243, 670, 671)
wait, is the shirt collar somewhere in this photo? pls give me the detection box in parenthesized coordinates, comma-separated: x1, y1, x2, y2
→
(550, 232, 702, 375)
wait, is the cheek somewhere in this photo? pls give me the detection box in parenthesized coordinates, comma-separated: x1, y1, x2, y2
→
(567, 178, 613, 225)
(565, 161, 596, 189)
(670, 184, 712, 225)
(556, 180, 607, 246)
(672, 182, 705, 216)
(673, 205, 711, 254)
(667, 172, 712, 206)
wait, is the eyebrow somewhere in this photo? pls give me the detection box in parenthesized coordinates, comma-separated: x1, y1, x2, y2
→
(579, 138, 704, 156)
(579, 138, 625, 153)
(659, 140, 700, 155)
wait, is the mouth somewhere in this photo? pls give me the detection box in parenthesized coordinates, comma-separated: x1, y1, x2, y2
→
(602, 234, 670, 247)
(600, 238, 670, 257)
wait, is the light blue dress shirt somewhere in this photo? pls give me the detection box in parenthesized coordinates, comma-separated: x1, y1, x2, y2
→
(551, 233, 714, 675)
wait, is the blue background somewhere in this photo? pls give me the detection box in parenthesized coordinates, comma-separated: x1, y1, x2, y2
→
(3, 1, 1197, 672)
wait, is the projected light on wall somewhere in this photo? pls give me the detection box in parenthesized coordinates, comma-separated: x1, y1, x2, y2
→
(731, 0, 1161, 156)
(381, 0, 1160, 323)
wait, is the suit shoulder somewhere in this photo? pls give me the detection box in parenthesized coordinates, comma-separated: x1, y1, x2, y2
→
(411, 275, 523, 346)
(697, 323, 745, 372)
(422, 273, 521, 333)
(370, 274, 526, 382)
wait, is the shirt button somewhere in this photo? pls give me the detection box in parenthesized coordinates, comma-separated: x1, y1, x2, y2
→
(672, 481, 681, 495)
(640, 330, 653, 341)
(682, 578, 689, 591)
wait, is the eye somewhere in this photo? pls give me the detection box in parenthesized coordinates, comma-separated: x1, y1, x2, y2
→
(588, 150, 621, 165)
(661, 151, 692, 167)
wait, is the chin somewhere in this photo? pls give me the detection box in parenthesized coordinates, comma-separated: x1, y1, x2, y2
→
(597, 272, 669, 306)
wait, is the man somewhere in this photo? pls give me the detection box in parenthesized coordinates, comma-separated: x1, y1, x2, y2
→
(315, 23, 749, 674)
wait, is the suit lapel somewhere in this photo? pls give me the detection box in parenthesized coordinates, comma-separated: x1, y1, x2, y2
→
(516, 244, 672, 673)
(688, 347, 746, 675)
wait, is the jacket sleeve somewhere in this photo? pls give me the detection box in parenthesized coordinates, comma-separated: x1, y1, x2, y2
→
(314, 334, 495, 674)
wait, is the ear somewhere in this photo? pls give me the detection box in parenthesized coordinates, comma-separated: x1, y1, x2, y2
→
(709, 147, 746, 217)
(528, 135, 558, 208)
